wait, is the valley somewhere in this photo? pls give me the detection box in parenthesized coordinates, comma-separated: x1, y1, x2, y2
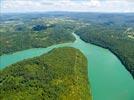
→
(0, 12, 134, 100)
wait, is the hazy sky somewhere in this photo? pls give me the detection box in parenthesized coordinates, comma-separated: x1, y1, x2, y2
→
(1, 0, 134, 13)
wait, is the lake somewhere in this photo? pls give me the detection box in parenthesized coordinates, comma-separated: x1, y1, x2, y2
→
(0, 33, 134, 100)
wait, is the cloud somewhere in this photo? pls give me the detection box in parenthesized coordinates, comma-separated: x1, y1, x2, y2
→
(1, 0, 134, 13)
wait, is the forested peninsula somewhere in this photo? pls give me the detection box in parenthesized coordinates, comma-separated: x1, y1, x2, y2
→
(0, 47, 92, 100)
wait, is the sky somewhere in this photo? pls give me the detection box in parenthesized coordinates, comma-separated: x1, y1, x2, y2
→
(0, 0, 134, 13)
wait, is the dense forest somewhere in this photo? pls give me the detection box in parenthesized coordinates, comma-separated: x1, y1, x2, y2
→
(75, 24, 134, 78)
(0, 47, 91, 100)
(0, 17, 85, 55)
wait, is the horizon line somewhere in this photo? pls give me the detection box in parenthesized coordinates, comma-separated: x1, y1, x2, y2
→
(1, 11, 134, 14)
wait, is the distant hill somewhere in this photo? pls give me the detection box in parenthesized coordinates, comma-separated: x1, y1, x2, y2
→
(0, 18, 78, 55)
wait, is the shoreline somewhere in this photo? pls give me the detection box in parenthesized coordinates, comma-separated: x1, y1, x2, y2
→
(78, 36, 134, 79)
(0, 40, 75, 57)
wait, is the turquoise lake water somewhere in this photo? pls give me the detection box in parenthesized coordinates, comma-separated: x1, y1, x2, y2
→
(0, 33, 134, 100)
